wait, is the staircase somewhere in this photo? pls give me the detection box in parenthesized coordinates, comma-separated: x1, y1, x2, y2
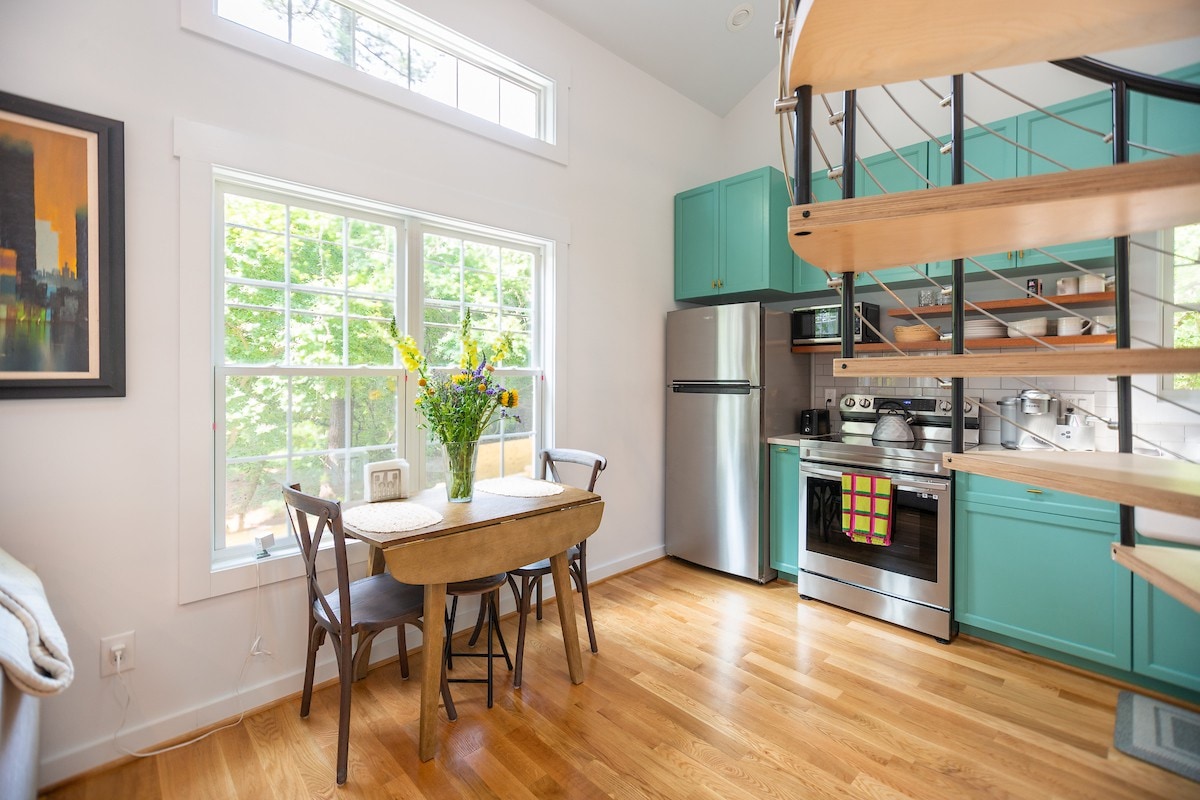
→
(779, 0, 1200, 612)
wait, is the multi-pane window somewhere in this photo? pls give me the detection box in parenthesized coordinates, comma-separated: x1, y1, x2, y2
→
(215, 176, 546, 559)
(216, 0, 548, 140)
(419, 227, 540, 489)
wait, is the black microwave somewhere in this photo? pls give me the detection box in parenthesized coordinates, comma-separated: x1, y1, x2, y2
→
(792, 302, 881, 345)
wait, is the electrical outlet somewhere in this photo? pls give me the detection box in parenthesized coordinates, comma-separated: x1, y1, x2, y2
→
(100, 631, 136, 677)
(823, 388, 837, 406)
(1061, 392, 1094, 411)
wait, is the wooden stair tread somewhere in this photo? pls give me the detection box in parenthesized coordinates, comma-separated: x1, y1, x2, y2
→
(785, 0, 1200, 95)
(943, 450, 1200, 518)
(787, 156, 1200, 273)
(833, 347, 1200, 378)
(1111, 544, 1200, 614)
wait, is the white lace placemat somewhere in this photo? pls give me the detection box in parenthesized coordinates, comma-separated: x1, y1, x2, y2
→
(475, 477, 565, 498)
(342, 502, 443, 533)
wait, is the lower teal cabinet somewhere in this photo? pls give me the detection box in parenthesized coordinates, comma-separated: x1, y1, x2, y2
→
(956, 474, 1200, 698)
(955, 497, 1131, 669)
(1133, 576, 1200, 693)
(769, 444, 800, 579)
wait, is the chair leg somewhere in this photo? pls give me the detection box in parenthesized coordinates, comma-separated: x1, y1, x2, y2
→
(486, 596, 495, 708)
(441, 651, 457, 722)
(300, 624, 322, 718)
(397, 624, 410, 679)
(491, 590, 512, 670)
(573, 561, 598, 654)
(444, 596, 459, 671)
(335, 634, 353, 785)
(513, 576, 533, 688)
(467, 598, 487, 647)
(535, 576, 544, 620)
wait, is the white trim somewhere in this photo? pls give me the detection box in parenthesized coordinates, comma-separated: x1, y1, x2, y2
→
(180, 0, 568, 165)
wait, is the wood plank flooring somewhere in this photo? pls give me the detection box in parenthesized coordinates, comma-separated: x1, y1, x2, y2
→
(41, 559, 1199, 799)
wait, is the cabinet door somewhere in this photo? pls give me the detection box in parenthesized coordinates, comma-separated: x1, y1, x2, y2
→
(769, 444, 800, 578)
(674, 182, 720, 302)
(853, 144, 930, 285)
(1131, 62, 1200, 163)
(1133, 576, 1200, 693)
(793, 168, 843, 293)
(955, 501, 1131, 668)
(1018, 92, 1115, 267)
(720, 168, 791, 296)
(928, 118, 1019, 277)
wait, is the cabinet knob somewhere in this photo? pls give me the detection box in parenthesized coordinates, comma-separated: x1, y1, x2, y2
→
(711, 279, 717, 289)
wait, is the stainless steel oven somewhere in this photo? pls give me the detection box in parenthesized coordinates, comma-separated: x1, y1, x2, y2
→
(795, 393, 979, 642)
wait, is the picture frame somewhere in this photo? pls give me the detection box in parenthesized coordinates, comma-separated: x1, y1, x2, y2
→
(0, 91, 125, 399)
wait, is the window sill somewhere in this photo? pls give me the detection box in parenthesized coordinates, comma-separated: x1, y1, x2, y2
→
(183, 539, 370, 604)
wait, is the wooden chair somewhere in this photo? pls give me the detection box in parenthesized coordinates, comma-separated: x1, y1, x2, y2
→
(503, 448, 606, 688)
(282, 484, 450, 785)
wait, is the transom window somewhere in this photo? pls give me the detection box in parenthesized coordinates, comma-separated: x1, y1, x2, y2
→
(215, 173, 546, 560)
(215, 0, 551, 141)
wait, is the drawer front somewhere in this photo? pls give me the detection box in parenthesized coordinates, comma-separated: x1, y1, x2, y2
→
(957, 473, 1118, 523)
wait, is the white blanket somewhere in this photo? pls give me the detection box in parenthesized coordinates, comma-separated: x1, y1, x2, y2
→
(0, 546, 73, 696)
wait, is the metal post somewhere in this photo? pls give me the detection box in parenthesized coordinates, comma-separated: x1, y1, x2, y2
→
(794, 86, 813, 204)
(841, 90, 857, 360)
(1112, 79, 1135, 547)
(950, 75, 966, 453)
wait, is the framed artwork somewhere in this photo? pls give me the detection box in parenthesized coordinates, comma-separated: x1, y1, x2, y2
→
(0, 91, 124, 399)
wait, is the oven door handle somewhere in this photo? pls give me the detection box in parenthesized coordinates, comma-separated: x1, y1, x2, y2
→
(801, 465, 948, 493)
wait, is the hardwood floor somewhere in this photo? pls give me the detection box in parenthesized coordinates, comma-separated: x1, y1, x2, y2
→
(42, 559, 1199, 799)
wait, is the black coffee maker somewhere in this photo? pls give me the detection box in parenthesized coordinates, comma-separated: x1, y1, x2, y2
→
(799, 408, 830, 436)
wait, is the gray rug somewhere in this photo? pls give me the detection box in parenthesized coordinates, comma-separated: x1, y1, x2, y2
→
(1114, 691, 1200, 783)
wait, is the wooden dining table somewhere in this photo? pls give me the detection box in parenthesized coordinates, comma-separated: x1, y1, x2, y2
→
(342, 483, 604, 761)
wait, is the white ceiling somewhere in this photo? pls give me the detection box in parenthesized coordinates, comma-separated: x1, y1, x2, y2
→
(523, 0, 782, 117)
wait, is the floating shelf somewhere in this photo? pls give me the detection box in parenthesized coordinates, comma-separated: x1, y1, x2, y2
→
(785, 0, 1200, 94)
(943, 450, 1200, 518)
(889, 292, 1114, 319)
(1112, 544, 1200, 614)
(787, 156, 1200, 273)
(833, 347, 1200, 377)
(794, 334, 1114, 355)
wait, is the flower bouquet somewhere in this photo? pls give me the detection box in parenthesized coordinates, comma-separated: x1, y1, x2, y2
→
(390, 312, 520, 502)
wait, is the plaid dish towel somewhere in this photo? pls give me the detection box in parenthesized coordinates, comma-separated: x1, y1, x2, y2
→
(841, 474, 894, 546)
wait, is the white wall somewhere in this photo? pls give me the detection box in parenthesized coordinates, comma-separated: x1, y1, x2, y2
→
(0, 0, 722, 786)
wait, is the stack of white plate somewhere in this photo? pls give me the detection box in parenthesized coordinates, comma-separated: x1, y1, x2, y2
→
(963, 319, 1007, 340)
(1007, 317, 1049, 338)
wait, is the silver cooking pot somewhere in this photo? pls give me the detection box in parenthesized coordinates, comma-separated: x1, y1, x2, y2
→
(871, 401, 916, 445)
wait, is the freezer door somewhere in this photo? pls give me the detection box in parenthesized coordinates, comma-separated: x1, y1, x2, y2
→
(664, 384, 767, 581)
(666, 302, 761, 385)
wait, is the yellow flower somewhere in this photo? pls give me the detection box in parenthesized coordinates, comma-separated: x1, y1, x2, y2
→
(478, 383, 487, 392)
(418, 378, 427, 387)
(500, 389, 519, 408)
(451, 373, 470, 385)
(395, 336, 424, 372)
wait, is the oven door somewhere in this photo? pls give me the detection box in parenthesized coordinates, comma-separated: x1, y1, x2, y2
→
(798, 462, 950, 609)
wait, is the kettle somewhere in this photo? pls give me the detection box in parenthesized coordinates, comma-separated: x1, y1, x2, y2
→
(871, 401, 916, 445)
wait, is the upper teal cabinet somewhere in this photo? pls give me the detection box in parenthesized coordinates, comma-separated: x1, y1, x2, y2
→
(674, 167, 795, 303)
(793, 168, 843, 294)
(1131, 63, 1200, 163)
(852, 144, 931, 285)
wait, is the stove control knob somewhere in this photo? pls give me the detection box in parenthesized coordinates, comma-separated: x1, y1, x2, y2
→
(860, 397, 872, 408)
(963, 401, 974, 413)
(843, 397, 856, 408)
(939, 400, 952, 412)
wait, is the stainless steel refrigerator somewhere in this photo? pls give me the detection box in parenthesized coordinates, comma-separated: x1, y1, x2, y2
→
(665, 302, 810, 582)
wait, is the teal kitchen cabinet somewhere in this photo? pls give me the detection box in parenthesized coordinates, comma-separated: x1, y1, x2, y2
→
(955, 473, 1200, 698)
(852, 143, 932, 286)
(674, 167, 795, 303)
(1016, 91, 1116, 267)
(955, 475, 1131, 669)
(769, 444, 801, 580)
(793, 167, 844, 294)
(1131, 62, 1200, 163)
(928, 117, 1020, 278)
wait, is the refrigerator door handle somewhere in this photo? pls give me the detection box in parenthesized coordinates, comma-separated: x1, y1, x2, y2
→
(671, 383, 753, 394)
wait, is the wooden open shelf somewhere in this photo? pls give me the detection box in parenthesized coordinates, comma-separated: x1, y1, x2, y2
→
(785, 0, 1200, 94)
(1112, 544, 1200, 614)
(943, 450, 1200, 518)
(794, 334, 1114, 354)
(787, 156, 1200, 273)
(834, 347, 1200, 377)
(889, 292, 1114, 319)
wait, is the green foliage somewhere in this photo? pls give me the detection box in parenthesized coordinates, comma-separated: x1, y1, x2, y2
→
(1173, 224, 1200, 390)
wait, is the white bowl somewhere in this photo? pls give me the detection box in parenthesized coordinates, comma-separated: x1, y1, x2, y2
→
(1007, 317, 1047, 338)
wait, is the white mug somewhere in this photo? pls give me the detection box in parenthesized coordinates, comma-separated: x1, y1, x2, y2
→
(1093, 314, 1115, 335)
(1056, 317, 1091, 336)
(1056, 276, 1078, 295)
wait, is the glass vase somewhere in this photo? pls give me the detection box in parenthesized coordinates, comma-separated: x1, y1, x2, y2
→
(442, 440, 479, 503)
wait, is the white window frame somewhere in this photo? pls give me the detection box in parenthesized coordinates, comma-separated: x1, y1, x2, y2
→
(1157, 225, 1200, 402)
(176, 119, 561, 604)
(180, 0, 568, 165)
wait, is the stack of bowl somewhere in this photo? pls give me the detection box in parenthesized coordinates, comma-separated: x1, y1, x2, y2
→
(1007, 317, 1048, 338)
